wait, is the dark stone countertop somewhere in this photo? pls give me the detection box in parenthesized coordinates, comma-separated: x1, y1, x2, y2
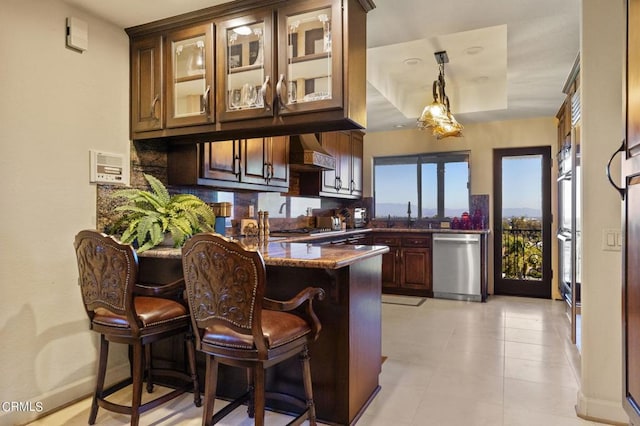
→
(138, 236, 389, 270)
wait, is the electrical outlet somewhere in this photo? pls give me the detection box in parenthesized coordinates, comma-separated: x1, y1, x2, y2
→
(248, 205, 255, 218)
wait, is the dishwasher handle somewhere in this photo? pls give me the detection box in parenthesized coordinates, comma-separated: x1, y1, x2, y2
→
(433, 235, 480, 244)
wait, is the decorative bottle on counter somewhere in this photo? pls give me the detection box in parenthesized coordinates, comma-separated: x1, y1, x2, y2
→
(264, 211, 270, 238)
(258, 211, 264, 239)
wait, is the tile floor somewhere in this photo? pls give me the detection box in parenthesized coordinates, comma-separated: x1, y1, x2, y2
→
(29, 296, 607, 426)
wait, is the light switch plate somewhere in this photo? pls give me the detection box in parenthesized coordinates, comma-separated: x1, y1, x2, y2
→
(602, 228, 622, 251)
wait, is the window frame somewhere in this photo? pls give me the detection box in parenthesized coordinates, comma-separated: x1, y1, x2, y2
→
(373, 150, 470, 219)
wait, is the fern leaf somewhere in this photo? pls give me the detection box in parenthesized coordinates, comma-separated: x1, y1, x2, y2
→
(120, 220, 139, 244)
(149, 222, 164, 245)
(137, 240, 156, 253)
(144, 174, 170, 205)
(167, 223, 186, 247)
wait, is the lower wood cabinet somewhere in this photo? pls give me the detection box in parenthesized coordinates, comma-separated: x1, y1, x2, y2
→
(372, 233, 432, 295)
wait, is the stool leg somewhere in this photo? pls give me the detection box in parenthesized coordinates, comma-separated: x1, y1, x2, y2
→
(300, 346, 317, 426)
(130, 342, 143, 426)
(185, 332, 201, 407)
(253, 365, 266, 426)
(89, 334, 109, 425)
(203, 356, 218, 426)
(246, 367, 255, 418)
(145, 344, 154, 393)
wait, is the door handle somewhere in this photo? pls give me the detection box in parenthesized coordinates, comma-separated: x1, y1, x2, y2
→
(606, 139, 625, 200)
(202, 85, 211, 116)
(234, 155, 241, 179)
(276, 74, 287, 110)
(261, 75, 271, 112)
(151, 94, 159, 120)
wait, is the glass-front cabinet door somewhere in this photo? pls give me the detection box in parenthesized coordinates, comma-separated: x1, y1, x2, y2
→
(165, 23, 214, 128)
(277, 0, 342, 115)
(217, 10, 273, 122)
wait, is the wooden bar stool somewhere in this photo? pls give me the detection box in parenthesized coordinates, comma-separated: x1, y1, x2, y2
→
(181, 233, 324, 426)
(74, 230, 201, 426)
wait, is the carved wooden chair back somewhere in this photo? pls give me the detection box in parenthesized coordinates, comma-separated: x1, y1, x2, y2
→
(181, 232, 269, 356)
(74, 229, 142, 333)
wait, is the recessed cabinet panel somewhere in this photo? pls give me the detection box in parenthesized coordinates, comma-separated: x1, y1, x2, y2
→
(277, 0, 343, 115)
(350, 131, 363, 196)
(241, 137, 289, 188)
(202, 140, 240, 182)
(166, 24, 214, 128)
(131, 36, 163, 133)
(217, 11, 274, 122)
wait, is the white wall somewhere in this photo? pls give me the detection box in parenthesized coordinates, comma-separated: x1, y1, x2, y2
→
(576, 0, 627, 422)
(363, 117, 559, 296)
(0, 1, 130, 424)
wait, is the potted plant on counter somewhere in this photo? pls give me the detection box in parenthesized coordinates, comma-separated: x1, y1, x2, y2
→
(111, 173, 215, 252)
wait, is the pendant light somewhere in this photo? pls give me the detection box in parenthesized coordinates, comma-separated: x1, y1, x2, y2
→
(417, 51, 463, 139)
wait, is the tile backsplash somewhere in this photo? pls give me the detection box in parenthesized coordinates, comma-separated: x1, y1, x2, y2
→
(96, 141, 369, 236)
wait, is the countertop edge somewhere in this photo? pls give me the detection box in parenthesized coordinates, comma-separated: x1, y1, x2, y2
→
(137, 241, 390, 270)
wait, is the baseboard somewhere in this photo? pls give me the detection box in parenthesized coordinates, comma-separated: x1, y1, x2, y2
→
(576, 390, 630, 425)
(3, 362, 130, 426)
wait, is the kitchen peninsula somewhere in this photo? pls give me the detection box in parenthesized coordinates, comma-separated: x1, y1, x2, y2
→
(137, 238, 388, 426)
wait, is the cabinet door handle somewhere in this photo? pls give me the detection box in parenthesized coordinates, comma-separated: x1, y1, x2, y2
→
(261, 75, 272, 111)
(350, 179, 355, 193)
(234, 154, 241, 179)
(202, 85, 211, 116)
(263, 162, 273, 182)
(151, 94, 159, 120)
(606, 139, 626, 200)
(276, 74, 288, 110)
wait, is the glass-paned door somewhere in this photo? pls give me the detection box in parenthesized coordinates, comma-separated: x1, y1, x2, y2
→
(493, 147, 552, 298)
(277, 0, 342, 114)
(165, 24, 214, 128)
(217, 11, 274, 122)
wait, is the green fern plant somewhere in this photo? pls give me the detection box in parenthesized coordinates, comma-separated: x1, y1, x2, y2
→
(111, 174, 215, 252)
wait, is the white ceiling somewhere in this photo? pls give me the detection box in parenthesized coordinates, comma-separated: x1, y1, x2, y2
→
(63, 0, 580, 133)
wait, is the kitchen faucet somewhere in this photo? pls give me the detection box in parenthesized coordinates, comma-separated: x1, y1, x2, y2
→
(278, 202, 286, 214)
(407, 201, 414, 228)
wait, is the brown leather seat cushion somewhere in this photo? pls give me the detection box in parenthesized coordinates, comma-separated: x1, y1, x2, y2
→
(202, 310, 310, 350)
(93, 297, 189, 328)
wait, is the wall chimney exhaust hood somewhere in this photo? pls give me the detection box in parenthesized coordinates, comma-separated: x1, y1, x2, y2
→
(289, 134, 335, 171)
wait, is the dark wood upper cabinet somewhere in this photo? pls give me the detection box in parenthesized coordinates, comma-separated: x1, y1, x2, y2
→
(131, 35, 163, 133)
(275, 0, 343, 116)
(299, 130, 364, 199)
(241, 136, 289, 188)
(126, 0, 374, 142)
(165, 23, 215, 128)
(216, 9, 275, 123)
(167, 136, 289, 192)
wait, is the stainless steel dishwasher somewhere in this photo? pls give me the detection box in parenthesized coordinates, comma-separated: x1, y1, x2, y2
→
(432, 233, 481, 302)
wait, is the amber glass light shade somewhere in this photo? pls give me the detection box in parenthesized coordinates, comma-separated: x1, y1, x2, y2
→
(416, 52, 463, 139)
(433, 113, 463, 139)
(417, 100, 448, 130)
